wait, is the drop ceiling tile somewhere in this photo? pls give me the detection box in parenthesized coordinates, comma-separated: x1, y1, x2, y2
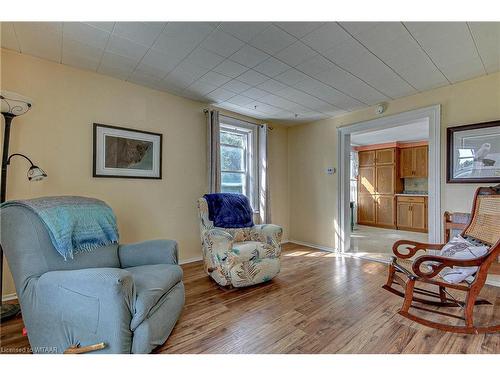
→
(220, 79, 252, 93)
(212, 59, 249, 78)
(236, 69, 268, 85)
(275, 41, 317, 67)
(1, 22, 20, 51)
(106, 34, 148, 62)
(63, 22, 110, 50)
(226, 95, 255, 106)
(301, 22, 352, 53)
(322, 36, 416, 98)
(249, 24, 296, 54)
(86, 22, 115, 32)
(98, 51, 137, 79)
(134, 61, 170, 79)
(158, 76, 191, 92)
(468, 22, 500, 74)
(274, 22, 325, 39)
(404, 22, 485, 83)
(14, 22, 62, 63)
(184, 47, 225, 70)
(201, 29, 245, 57)
(153, 22, 215, 56)
(260, 94, 307, 111)
(257, 79, 289, 94)
(296, 54, 388, 104)
(253, 57, 290, 77)
(168, 61, 210, 84)
(220, 22, 271, 42)
(275, 68, 309, 86)
(113, 22, 165, 47)
(241, 87, 270, 100)
(298, 77, 363, 110)
(198, 71, 232, 86)
(229, 45, 270, 68)
(128, 69, 162, 87)
(140, 48, 183, 75)
(340, 22, 448, 91)
(243, 101, 279, 115)
(62, 37, 102, 71)
(206, 88, 237, 102)
(185, 80, 218, 96)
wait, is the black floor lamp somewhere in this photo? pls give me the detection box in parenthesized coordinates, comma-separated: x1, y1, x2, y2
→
(1, 91, 47, 321)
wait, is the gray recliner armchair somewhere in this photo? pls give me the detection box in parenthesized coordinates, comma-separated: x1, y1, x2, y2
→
(0, 204, 184, 354)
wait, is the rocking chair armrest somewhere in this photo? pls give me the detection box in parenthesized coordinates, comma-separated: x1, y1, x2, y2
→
(412, 254, 488, 279)
(392, 240, 446, 259)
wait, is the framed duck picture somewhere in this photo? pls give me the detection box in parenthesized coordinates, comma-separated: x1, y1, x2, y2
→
(447, 120, 500, 183)
(93, 123, 162, 179)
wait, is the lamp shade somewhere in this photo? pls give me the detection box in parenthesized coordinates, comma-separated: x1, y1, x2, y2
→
(27, 165, 47, 181)
(1, 90, 33, 116)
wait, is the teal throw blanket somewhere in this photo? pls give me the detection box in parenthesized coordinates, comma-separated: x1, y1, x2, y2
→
(1, 196, 119, 260)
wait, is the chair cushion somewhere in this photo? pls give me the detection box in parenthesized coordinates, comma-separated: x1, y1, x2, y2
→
(438, 235, 489, 283)
(230, 241, 276, 262)
(126, 264, 183, 330)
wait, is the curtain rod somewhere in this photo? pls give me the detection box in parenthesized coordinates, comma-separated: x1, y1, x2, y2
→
(203, 109, 273, 130)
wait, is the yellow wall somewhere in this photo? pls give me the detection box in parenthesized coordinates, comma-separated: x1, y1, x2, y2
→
(0, 49, 289, 297)
(288, 71, 500, 249)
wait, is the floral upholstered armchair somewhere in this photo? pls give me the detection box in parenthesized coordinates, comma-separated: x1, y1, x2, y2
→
(197, 195, 283, 288)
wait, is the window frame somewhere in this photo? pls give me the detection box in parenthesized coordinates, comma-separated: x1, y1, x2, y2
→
(219, 116, 259, 212)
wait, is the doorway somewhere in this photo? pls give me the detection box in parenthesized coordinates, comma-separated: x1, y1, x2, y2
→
(336, 105, 441, 254)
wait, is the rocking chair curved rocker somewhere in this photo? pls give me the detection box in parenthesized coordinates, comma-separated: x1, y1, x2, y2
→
(383, 185, 500, 334)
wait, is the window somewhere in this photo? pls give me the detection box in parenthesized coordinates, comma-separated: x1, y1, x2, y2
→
(219, 117, 258, 210)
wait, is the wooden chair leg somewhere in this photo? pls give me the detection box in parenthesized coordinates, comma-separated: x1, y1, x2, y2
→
(400, 277, 416, 313)
(384, 257, 397, 289)
(439, 286, 447, 303)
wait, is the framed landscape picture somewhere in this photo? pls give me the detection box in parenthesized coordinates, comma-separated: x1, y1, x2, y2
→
(93, 123, 162, 179)
(447, 120, 500, 183)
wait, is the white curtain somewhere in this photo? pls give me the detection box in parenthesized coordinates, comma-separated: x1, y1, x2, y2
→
(258, 124, 271, 224)
(206, 109, 221, 193)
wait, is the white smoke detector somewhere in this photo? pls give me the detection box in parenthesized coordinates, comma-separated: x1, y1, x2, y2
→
(375, 103, 386, 115)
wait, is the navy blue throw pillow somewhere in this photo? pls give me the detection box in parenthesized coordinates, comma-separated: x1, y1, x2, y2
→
(203, 193, 254, 228)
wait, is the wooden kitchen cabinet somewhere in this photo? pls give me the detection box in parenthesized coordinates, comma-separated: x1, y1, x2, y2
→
(357, 148, 401, 228)
(399, 146, 428, 178)
(359, 150, 375, 167)
(376, 195, 396, 227)
(396, 196, 428, 232)
(357, 194, 376, 225)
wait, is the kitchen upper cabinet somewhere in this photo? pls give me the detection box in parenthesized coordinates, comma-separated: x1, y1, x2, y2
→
(359, 150, 375, 167)
(414, 146, 428, 178)
(375, 148, 395, 165)
(399, 146, 428, 178)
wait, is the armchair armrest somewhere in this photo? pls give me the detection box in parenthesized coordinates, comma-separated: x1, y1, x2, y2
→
(119, 239, 178, 268)
(203, 228, 234, 260)
(412, 254, 489, 279)
(37, 267, 135, 308)
(251, 224, 283, 246)
(392, 240, 446, 259)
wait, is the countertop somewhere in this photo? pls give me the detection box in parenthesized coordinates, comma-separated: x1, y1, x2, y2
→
(395, 193, 428, 197)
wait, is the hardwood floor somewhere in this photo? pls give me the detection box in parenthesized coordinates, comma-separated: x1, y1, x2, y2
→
(1, 243, 499, 354)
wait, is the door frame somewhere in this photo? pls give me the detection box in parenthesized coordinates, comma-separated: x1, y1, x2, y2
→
(336, 105, 441, 253)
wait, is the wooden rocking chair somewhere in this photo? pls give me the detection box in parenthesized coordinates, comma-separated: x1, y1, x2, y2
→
(383, 185, 500, 334)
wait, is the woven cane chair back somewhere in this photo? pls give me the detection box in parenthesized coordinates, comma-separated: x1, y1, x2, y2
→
(463, 188, 500, 247)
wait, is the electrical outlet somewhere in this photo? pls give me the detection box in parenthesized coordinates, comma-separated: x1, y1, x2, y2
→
(326, 167, 335, 175)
